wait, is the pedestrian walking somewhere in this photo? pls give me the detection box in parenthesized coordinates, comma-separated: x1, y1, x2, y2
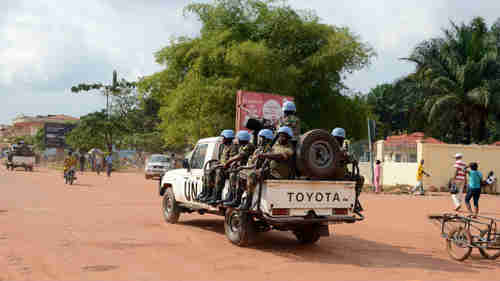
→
(452, 153, 467, 211)
(374, 160, 381, 193)
(90, 154, 95, 172)
(465, 162, 482, 217)
(411, 159, 430, 195)
(95, 154, 103, 175)
(79, 153, 86, 173)
(105, 153, 113, 177)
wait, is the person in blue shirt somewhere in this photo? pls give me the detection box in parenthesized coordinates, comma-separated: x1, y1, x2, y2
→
(465, 162, 482, 217)
(105, 153, 113, 177)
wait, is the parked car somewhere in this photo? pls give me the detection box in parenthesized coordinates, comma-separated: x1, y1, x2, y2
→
(145, 154, 171, 180)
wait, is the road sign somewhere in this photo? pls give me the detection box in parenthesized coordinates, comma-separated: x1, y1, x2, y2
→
(44, 123, 76, 148)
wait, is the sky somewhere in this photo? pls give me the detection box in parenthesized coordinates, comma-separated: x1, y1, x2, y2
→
(2, 0, 500, 125)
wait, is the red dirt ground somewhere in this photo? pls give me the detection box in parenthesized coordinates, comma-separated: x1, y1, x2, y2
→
(0, 166, 498, 281)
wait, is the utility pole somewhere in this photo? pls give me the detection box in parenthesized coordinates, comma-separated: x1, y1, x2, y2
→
(367, 118, 374, 189)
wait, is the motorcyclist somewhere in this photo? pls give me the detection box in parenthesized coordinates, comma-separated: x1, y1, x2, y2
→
(331, 127, 364, 212)
(225, 129, 274, 209)
(63, 149, 78, 181)
(199, 129, 239, 203)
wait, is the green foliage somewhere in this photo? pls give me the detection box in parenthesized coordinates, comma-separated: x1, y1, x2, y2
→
(7, 135, 34, 146)
(140, 0, 374, 147)
(373, 17, 500, 144)
(33, 127, 46, 152)
(66, 110, 125, 152)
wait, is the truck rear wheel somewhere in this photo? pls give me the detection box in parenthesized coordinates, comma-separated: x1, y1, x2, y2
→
(162, 188, 180, 224)
(224, 209, 254, 247)
(293, 225, 321, 244)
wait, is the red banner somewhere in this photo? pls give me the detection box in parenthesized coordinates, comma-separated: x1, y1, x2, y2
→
(235, 90, 294, 131)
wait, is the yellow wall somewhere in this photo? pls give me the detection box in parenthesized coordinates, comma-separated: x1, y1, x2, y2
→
(357, 142, 499, 193)
(420, 143, 500, 192)
(358, 162, 418, 186)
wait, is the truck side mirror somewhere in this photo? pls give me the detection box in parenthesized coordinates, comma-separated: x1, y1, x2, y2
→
(182, 159, 190, 170)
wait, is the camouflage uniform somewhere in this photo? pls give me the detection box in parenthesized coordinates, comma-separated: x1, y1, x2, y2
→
(228, 143, 256, 187)
(337, 148, 365, 212)
(269, 142, 294, 179)
(240, 143, 272, 192)
(277, 115, 301, 142)
(211, 142, 239, 189)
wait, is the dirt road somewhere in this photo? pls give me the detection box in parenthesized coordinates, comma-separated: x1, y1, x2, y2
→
(0, 167, 498, 281)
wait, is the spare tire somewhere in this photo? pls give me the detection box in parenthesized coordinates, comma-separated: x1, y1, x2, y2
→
(296, 129, 341, 179)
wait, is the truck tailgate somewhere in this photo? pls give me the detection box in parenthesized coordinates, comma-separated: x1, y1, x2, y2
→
(260, 180, 356, 216)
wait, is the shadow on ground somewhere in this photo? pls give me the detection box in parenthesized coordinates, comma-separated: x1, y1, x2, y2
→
(178, 217, 498, 272)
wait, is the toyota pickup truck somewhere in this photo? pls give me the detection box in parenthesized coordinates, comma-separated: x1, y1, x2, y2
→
(159, 132, 364, 246)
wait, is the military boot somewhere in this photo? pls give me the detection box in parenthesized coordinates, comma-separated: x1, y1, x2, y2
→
(199, 187, 213, 203)
(217, 187, 234, 204)
(238, 192, 253, 211)
(196, 184, 208, 201)
(224, 187, 243, 207)
(206, 185, 223, 205)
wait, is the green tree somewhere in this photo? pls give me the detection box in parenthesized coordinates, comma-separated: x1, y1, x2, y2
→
(66, 111, 126, 153)
(140, 0, 374, 148)
(401, 17, 500, 144)
(33, 127, 46, 153)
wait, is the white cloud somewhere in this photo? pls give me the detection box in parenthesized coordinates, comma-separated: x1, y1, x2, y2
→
(1, 0, 500, 123)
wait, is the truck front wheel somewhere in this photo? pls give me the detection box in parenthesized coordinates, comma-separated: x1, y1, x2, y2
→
(224, 209, 254, 247)
(293, 225, 321, 244)
(162, 188, 181, 224)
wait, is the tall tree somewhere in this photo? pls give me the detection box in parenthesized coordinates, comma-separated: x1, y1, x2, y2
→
(402, 17, 500, 143)
(140, 0, 374, 148)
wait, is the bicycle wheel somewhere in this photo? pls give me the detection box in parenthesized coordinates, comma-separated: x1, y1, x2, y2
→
(446, 226, 472, 261)
(479, 232, 500, 260)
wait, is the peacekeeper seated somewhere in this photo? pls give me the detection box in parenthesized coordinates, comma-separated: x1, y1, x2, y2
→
(226, 129, 274, 210)
(218, 130, 256, 206)
(332, 127, 364, 212)
(236, 126, 295, 211)
(199, 129, 239, 203)
(276, 101, 300, 144)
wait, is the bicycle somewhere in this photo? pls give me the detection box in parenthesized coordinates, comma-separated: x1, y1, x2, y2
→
(428, 213, 500, 261)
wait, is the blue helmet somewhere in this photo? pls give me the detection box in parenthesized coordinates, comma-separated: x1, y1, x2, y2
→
(277, 126, 293, 138)
(236, 130, 251, 142)
(282, 101, 296, 113)
(332, 127, 346, 138)
(220, 129, 235, 139)
(258, 129, 274, 140)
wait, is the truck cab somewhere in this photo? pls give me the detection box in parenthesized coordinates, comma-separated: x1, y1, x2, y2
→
(159, 134, 364, 246)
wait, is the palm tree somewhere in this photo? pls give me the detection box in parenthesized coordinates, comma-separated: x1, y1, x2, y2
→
(403, 17, 500, 144)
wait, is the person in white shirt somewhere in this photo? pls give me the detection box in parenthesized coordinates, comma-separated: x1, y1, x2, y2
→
(452, 153, 467, 211)
(485, 171, 496, 185)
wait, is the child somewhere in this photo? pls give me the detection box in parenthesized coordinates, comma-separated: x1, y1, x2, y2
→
(465, 162, 482, 217)
(485, 171, 496, 185)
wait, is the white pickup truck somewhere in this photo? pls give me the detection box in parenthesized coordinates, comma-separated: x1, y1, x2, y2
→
(159, 134, 364, 246)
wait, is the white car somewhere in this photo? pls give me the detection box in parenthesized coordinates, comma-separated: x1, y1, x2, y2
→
(145, 154, 171, 180)
(159, 132, 364, 247)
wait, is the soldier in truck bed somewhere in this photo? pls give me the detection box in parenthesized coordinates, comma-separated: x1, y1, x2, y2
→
(332, 127, 364, 212)
(238, 126, 294, 210)
(276, 101, 300, 143)
(225, 129, 274, 209)
(216, 130, 256, 206)
(199, 129, 239, 203)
